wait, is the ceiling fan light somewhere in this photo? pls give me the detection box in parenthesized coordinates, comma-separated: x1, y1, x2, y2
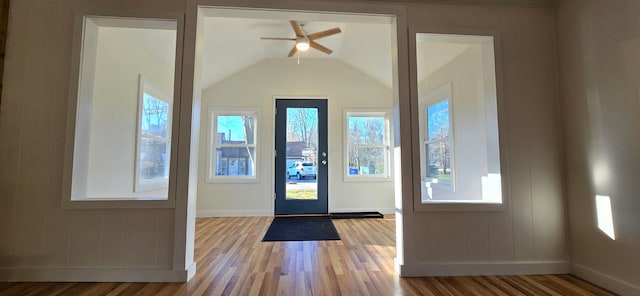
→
(296, 40, 310, 51)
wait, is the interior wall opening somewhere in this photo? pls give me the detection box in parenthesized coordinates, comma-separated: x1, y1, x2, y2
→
(192, 7, 398, 218)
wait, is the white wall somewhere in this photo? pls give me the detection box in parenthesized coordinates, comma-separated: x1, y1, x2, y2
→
(84, 27, 174, 198)
(556, 0, 640, 294)
(197, 59, 395, 216)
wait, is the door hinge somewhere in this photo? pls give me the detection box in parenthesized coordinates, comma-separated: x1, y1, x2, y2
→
(274, 150, 277, 158)
(274, 193, 276, 200)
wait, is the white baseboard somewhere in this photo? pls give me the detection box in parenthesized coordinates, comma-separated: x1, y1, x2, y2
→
(197, 208, 395, 217)
(329, 208, 396, 215)
(0, 266, 194, 282)
(399, 261, 570, 277)
(571, 263, 640, 295)
(197, 210, 272, 217)
(186, 262, 197, 281)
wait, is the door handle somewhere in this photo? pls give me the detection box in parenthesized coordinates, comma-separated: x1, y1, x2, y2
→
(321, 160, 327, 165)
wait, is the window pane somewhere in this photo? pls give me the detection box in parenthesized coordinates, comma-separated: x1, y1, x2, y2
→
(348, 146, 386, 176)
(426, 142, 451, 182)
(214, 147, 256, 176)
(141, 93, 170, 137)
(139, 138, 170, 180)
(427, 100, 449, 141)
(217, 115, 256, 144)
(348, 116, 385, 145)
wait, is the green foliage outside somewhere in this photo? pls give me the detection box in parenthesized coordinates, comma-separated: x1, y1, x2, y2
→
(286, 189, 317, 200)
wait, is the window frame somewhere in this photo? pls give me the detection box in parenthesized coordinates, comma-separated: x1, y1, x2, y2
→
(343, 109, 393, 182)
(134, 75, 173, 193)
(206, 107, 260, 183)
(62, 12, 183, 209)
(409, 27, 508, 212)
(419, 83, 455, 192)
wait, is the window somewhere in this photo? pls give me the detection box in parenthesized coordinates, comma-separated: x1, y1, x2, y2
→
(207, 108, 259, 182)
(64, 15, 180, 208)
(135, 77, 172, 192)
(412, 30, 503, 208)
(344, 110, 391, 180)
(422, 96, 454, 190)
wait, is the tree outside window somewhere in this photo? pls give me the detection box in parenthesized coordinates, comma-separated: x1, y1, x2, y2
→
(345, 111, 391, 179)
(135, 79, 172, 192)
(207, 108, 259, 182)
(424, 99, 452, 185)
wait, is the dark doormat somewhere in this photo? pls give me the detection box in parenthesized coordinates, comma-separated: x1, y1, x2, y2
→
(330, 212, 384, 219)
(262, 216, 341, 242)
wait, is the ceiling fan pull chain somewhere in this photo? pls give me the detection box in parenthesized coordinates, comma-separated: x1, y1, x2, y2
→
(297, 51, 301, 64)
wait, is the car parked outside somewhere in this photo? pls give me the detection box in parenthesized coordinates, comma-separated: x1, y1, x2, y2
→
(286, 161, 317, 180)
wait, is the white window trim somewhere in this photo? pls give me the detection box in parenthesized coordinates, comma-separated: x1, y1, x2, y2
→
(343, 109, 393, 182)
(419, 82, 455, 192)
(410, 27, 507, 212)
(206, 107, 260, 183)
(134, 75, 173, 193)
(62, 13, 183, 209)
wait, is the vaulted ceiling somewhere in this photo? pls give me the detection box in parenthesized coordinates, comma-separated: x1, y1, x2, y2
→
(199, 10, 394, 90)
(124, 8, 477, 92)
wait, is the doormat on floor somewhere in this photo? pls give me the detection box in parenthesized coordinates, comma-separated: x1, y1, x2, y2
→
(330, 212, 384, 219)
(262, 216, 341, 242)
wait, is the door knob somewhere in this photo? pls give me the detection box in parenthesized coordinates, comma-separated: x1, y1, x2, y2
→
(321, 160, 327, 165)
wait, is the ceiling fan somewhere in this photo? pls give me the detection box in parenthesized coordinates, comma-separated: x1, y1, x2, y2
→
(261, 20, 342, 57)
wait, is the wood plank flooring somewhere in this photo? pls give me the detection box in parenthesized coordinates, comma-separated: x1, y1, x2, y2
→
(0, 215, 616, 295)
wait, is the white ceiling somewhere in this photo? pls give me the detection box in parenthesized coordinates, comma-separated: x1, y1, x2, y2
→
(200, 15, 394, 90)
(117, 8, 475, 92)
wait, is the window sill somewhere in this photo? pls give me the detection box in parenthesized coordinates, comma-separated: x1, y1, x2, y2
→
(415, 199, 504, 212)
(343, 176, 393, 182)
(62, 198, 174, 209)
(206, 177, 259, 184)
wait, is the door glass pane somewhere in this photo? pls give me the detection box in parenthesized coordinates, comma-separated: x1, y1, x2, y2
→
(285, 108, 318, 200)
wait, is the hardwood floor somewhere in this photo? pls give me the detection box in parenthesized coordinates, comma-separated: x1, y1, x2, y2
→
(0, 216, 616, 295)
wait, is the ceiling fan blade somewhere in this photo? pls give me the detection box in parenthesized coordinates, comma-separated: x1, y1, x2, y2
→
(309, 41, 333, 55)
(261, 37, 297, 41)
(290, 20, 305, 37)
(287, 44, 298, 57)
(307, 27, 342, 40)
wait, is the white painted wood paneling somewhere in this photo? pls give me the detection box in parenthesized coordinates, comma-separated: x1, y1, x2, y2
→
(122, 210, 161, 268)
(465, 213, 490, 261)
(0, 0, 183, 281)
(156, 209, 175, 269)
(100, 210, 124, 267)
(556, 0, 640, 293)
(402, 2, 568, 275)
(68, 211, 103, 267)
(487, 211, 515, 261)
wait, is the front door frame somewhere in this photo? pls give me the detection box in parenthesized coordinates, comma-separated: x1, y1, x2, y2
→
(274, 97, 329, 215)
